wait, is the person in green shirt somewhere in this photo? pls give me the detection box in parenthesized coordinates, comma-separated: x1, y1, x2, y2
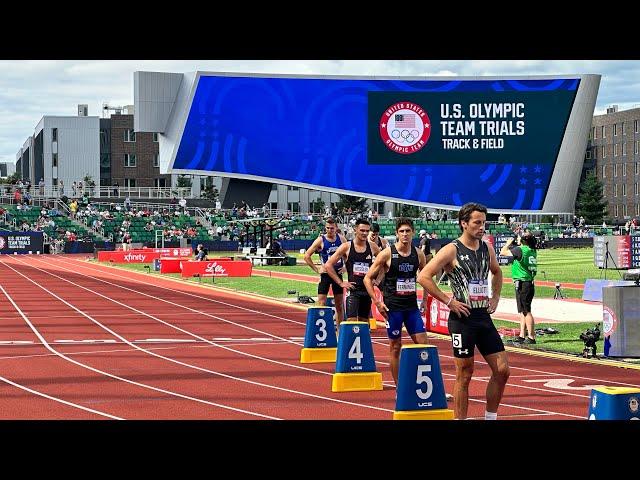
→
(500, 232, 538, 344)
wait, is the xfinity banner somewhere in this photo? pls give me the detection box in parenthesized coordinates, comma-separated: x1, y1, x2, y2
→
(0, 231, 44, 254)
(172, 75, 581, 210)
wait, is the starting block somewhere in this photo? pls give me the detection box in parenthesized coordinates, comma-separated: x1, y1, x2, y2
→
(588, 387, 640, 420)
(393, 345, 454, 420)
(332, 321, 382, 392)
(300, 307, 337, 363)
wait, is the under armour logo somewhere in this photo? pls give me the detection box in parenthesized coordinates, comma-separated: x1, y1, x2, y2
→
(460, 255, 470, 261)
(458, 349, 469, 355)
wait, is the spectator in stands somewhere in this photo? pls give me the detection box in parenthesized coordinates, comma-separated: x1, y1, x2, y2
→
(113, 181, 119, 197)
(194, 244, 209, 261)
(38, 178, 45, 196)
(124, 196, 132, 212)
(271, 238, 285, 257)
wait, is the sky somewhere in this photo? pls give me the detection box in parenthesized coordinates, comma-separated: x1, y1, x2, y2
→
(2, 59, 640, 165)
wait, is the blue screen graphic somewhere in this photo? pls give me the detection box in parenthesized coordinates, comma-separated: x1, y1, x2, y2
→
(173, 76, 579, 210)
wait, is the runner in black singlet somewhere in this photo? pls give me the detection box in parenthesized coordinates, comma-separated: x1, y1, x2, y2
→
(325, 218, 381, 322)
(364, 218, 429, 386)
(418, 203, 510, 420)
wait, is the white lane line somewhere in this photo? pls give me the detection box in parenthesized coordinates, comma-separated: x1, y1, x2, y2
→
(0, 373, 124, 420)
(53, 256, 592, 418)
(0, 267, 280, 420)
(50, 257, 586, 418)
(10, 257, 393, 415)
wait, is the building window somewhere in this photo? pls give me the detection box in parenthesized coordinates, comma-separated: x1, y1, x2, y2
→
(602, 165, 606, 178)
(636, 162, 639, 175)
(52, 153, 58, 167)
(624, 163, 627, 176)
(154, 178, 167, 188)
(636, 141, 639, 155)
(614, 184, 618, 197)
(636, 120, 639, 133)
(153, 132, 159, 142)
(635, 182, 638, 196)
(593, 126, 597, 139)
(615, 204, 619, 217)
(603, 185, 606, 196)
(624, 204, 628, 216)
(623, 122, 626, 136)
(287, 186, 299, 191)
(602, 145, 607, 158)
(52, 128, 57, 142)
(623, 183, 627, 196)
(623, 142, 627, 156)
(269, 202, 278, 211)
(636, 204, 640, 216)
(124, 178, 136, 188)
(287, 202, 299, 213)
(614, 164, 618, 177)
(614, 144, 619, 157)
(124, 129, 136, 142)
(153, 154, 160, 168)
(614, 124, 618, 136)
(602, 125, 606, 138)
(586, 150, 591, 160)
(124, 154, 137, 167)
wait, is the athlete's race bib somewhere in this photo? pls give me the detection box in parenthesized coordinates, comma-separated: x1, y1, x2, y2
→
(396, 278, 416, 295)
(469, 279, 489, 302)
(353, 262, 369, 276)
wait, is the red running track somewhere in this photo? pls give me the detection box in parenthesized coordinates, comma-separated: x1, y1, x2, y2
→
(0, 254, 636, 420)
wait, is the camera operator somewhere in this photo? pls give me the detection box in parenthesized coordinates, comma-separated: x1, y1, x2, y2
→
(500, 232, 538, 344)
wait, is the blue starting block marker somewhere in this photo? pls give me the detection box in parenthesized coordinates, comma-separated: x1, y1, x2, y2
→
(300, 307, 337, 363)
(393, 345, 454, 420)
(588, 387, 640, 420)
(331, 321, 382, 392)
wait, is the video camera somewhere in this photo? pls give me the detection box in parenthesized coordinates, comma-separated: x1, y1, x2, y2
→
(579, 323, 601, 358)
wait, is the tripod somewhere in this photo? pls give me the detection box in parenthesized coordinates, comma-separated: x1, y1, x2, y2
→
(553, 283, 565, 299)
(599, 241, 623, 280)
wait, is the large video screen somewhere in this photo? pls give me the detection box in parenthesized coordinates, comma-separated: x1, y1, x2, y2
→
(172, 76, 580, 210)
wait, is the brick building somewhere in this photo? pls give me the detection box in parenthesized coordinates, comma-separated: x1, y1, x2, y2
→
(587, 105, 640, 221)
(108, 113, 170, 188)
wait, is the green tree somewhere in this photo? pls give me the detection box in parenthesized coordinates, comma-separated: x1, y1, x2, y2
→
(310, 199, 325, 214)
(575, 171, 608, 224)
(395, 203, 420, 218)
(177, 175, 192, 188)
(336, 194, 367, 215)
(201, 184, 218, 201)
(0, 172, 20, 184)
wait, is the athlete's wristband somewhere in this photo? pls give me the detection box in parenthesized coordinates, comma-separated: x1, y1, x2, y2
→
(446, 297, 453, 307)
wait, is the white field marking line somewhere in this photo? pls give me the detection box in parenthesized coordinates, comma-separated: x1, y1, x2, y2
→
(54, 258, 604, 408)
(0, 341, 294, 361)
(59, 257, 312, 326)
(0, 272, 279, 421)
(467, 412, 558, 420)
(38, 258, 359, 379)
(49, 260, 587, 417)
(0, 338, 294, 347)
(0, 373, 124, 420)
(12, 257, 394, 414)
